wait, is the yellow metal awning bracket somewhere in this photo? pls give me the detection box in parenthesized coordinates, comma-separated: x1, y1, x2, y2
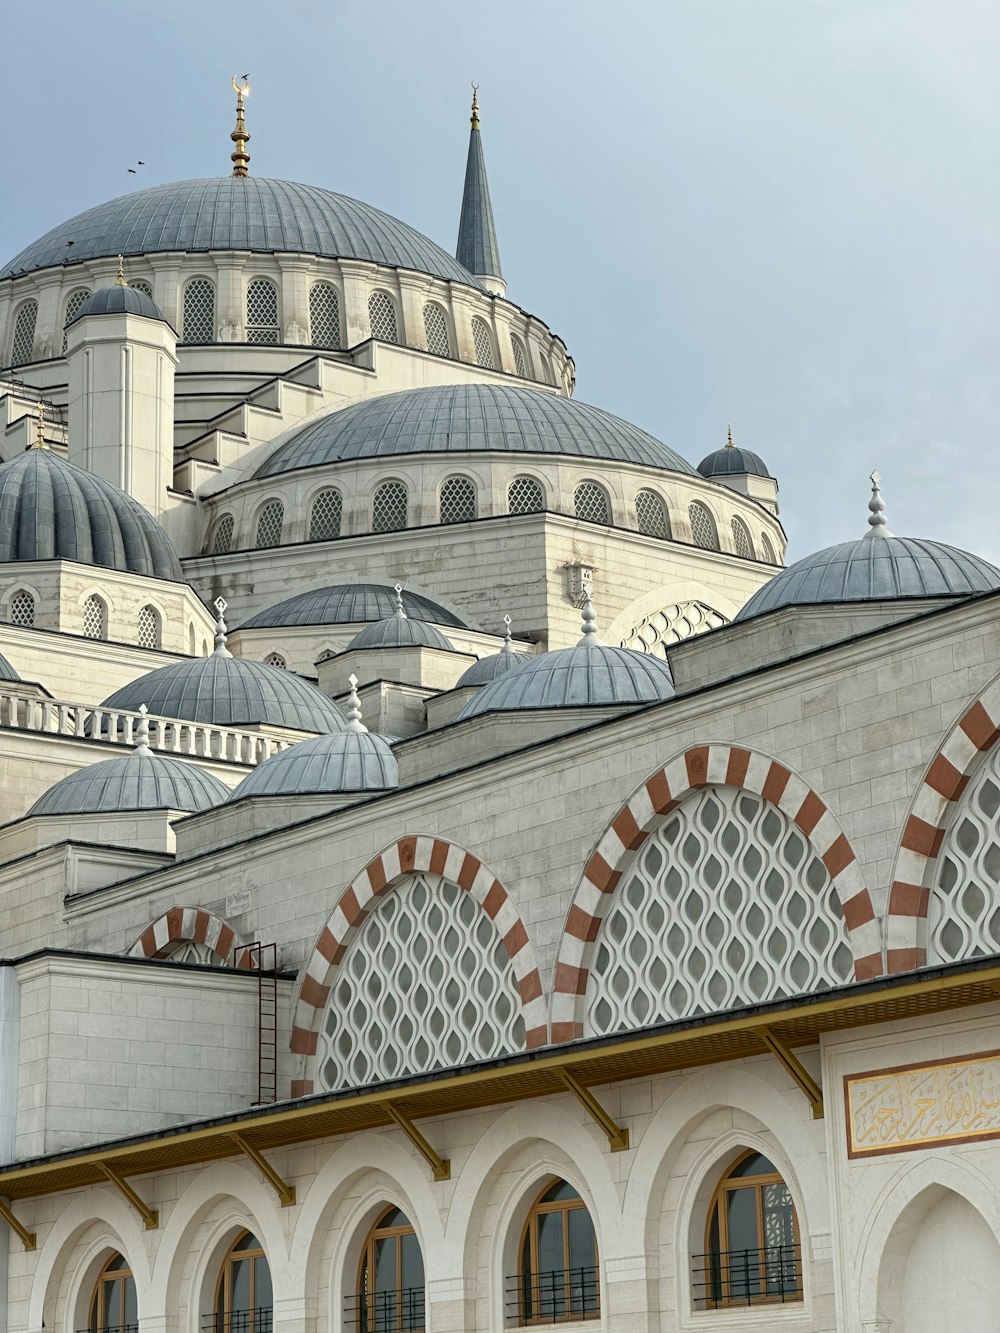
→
(98, 1162, 159, 1230)
(0, 1198, 35, 1250)
(759, 1028, 824, 1119)
(558, 1070, 630, 1152)
(230, 1133, 296, 1207)
(384, 1102, 451, 1181)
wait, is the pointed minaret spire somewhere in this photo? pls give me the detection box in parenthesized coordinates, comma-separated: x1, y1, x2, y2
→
(456, 83, 506, 297)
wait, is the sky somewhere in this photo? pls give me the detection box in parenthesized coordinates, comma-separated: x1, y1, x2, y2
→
(2, 0, 998, 562)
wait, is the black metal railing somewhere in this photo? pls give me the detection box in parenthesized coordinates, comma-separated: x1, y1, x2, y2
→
(343, 1286, 425, 1332)
(201, 1310, 274, 1333)
(506, 1266, 601, 1324)
(78, 1326, 139, 1333)
(691, 1243, 802, 1308)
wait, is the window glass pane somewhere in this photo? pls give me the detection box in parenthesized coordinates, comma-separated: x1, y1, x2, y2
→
(374, 1234, 397, 1293)
(730, 1152, 775, 1178)
(761, 1181, 795, 1248)
(381, 1207, 409, 1229)
(400, 1231, 424, 1292)
(542, 1179, 581, 1204)
(123, 1275, 138, 1326)
(536, 1209, 565, 1273)
(568, 1207, 598, 1314)
(726, 1185, 759, 1254)
(254, 1255, 273, 1310)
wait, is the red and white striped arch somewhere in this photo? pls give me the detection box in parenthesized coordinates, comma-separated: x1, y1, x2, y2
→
(550, 743, 881, 1042)
(127, 907, 255, 968)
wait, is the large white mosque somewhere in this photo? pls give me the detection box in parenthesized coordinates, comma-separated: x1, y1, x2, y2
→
(0, 77, 998, 1333)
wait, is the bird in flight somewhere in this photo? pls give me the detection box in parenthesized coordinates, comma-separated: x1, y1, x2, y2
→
(127, 161, 145, 174)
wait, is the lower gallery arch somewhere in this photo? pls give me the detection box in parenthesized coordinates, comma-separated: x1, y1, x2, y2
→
(290, 836, 546, 1095)
(551, 744, 880, 1041)
(127, 907, 253, 967)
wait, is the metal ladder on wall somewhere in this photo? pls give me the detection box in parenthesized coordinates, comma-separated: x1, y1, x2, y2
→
(247, 943, 278, 1105)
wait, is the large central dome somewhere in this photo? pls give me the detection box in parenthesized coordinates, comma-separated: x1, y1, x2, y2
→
(1, 178, 483, 287)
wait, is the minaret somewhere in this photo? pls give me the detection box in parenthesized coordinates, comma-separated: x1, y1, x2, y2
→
(456, 85, 506, 297)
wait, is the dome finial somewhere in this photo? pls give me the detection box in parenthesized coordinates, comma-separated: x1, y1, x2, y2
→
(470, 82, 480, 130)
(116, 254, 127, 287)
(230, 75, 251, 178)
(578, 580, 603, 645)
(394, 583, 407, 619)
(32, 399, 48, 451)
(865, 469, 893, 538)
(502, 613, 513, 650)
(213, 596, 233, 657)
(345, 673, 368, 733)
(134, 703, 151, 753)
(726, 423, 735, 448)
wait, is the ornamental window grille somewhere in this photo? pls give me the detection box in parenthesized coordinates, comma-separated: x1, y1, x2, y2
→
(510, 333, 529, 379)
(309, 281, 342, 349)
(439, 475, 477, 524)
(372, 480, 408, 533)
(129, 279, 153, 297)
(688, 501, 718, 550)
(61, 288, 91, 353)
(90, 1252, 138, 1333)
(162, 939, 218, 965)
(422, 302, 451, 357)
(471, 316, 495, 368)
(574, 481, 611, 526)
(636, 489, 670, 538)
(214, 1231, 272, 1333)
(317, 872, 525, 1091)
(584, 786, 853, 1035)
(182, 277, 215, 344)
(508, 475, 544, 514)
(761, 533, 777, 564)
(368, 291, 399, 343)
(211, 514, 235, 554)
(732, 517, 755, 559)
(255, 499, 284, 548)
(929, 743, 1000, 962)
(620, 600, 729, 659)
(309, 488, 343, 541)
(83, 595, 107, 641)
(10, 301, 38, 366)
(264, 653, 287, 670)
(246, 277, 279, 345)
(8, 590, 35, 627)
(137, 604, 160, 649)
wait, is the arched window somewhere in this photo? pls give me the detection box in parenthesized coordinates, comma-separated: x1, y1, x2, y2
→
(761, 533, 777, 564)
(309, 488, 343, 541)
(62, 288, 91, 353)
(508, 475, 544, 514)
(211, 514, 235, 554)
(574, 481, 611, 526)
(518, 1180, 599, 1324)
(688, 502, 719, 550)
(620, 601, 728, 659)
(422, 302, 451, 357)
(10, 300, 38, 366)
(929, 742, 1000, 962)
(635, 489, 670, 538)
(697, 1151, 801, 1308)
(214, 1231, 272, 1333)
(439, 475, 477, 524)
(731, 517, 754, 559)
(8, 589, 35, 628)
(137, 604, 160, 649)
(255, 499, 284, 548)
(372, 480, 408, 533)
(246, 277, 279, 345)
(188, 623, 197, 655)
(129, 279, 153, 297)
(355, 1207, 424, 1333)
(368, 291, 399, 344)
(510, 333, 529, 379)
(543, 357, 558, 387)
(309, 281, 342, 349)
(182, 277, 215, 344)
(89, 1252, 137, 1333)
(83, 595, 107, 641)
(264, 653, 286, 670)
(471, 316, 495, 368)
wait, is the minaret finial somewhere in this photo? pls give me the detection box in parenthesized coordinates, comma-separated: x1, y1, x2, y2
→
(134, 703, 151, 753)
(345, 673, 368, 733)
(394, 583, 407, 619)
(502, 614, 513, 650)
(578, 580, 602, 645)
(865, 469, 893, 538)
(726, 423, 734, 448)
(230, 75, 251, 178)
(213, 596, 233, 656)
(32, 399, 48, 450)
(470, 82, 480, 130)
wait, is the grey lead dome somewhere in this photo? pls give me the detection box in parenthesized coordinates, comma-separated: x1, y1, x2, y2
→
(230, 730, 398, 799)
(241, 584, 469, 630)
(29, 750, 228, 817)
(70, 284, 171, 327)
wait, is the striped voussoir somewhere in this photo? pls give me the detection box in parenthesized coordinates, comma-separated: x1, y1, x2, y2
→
(886, 679, 1000, 973)
(289, 835, 547, 1096)
(549, 744, 881, 1042)
(127, 907, 253, 967)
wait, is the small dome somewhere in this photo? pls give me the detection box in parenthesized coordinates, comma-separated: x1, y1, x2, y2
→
(29, 748, 228, 817)
(0, 448, 182, 580)
(697, 428, 772, 480)
(346, 588, 455, 651)
(70, 284, 170, 327)
(0, 651, 20, 682)
(737, 475, 1000, 622)
(459, 596, 674, 717)
(241, 583, 469, 630)
(455, 620, 528, 687)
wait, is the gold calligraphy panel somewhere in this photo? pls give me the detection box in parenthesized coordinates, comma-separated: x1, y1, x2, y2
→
(845, 1050, 1000, 1158)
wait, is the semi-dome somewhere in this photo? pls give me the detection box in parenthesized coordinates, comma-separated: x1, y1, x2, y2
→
(240, 583, 469, 630)
(69, 283, 170, 326)
(28, 744, 228, 817)
(0, 448, 182, 580)
(737, 476, 1000, 622)
(2, 178, 483, 287)
(253, 383, 696, 478)
(459, 596, 674, 717)
(698, 428, 772, 480)
(455, 620, 528, 687)
(346, 588, 455, 651)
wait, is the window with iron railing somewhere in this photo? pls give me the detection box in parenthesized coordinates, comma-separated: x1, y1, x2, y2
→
(201, 1309, 274, 1333)
(210, 1230, 272, 1333)
(691, 1243, 802, 1309)
(508, 1265, 600, 1326)
(349, 1206, 424, 1332)
(83, 1251, 137, 1333)
(514, 1180, 600, 1325)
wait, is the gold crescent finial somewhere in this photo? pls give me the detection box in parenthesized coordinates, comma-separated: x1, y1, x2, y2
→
(33, 399, 48, 450)
(470, 82, 480, 129)
(116, 254, 127, 287)
(230, 74, 251, 177)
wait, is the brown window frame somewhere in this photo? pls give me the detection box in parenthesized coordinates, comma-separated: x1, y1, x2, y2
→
(356, 1205, 425, 1333)
(89, 1251, 137, 1331)
(703, 1150, 801, 1308)
(516, 1178, 600, 1325)
(213, 1230, 272, 1333)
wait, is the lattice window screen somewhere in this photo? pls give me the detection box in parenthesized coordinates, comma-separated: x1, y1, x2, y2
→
(10, 302, 38, 366)
(471, 317, 495, 368)
(510, 334, 529, 379)
(211, 514, 235, 554)
(574, 481, 611, 525)
(309, 283, 342, 349)
(620, 600, 728, 659)
(255, 500, 284, 548)
(636, 490, 670, 538)
(929, 745, 1000, 962)
(163, 939, 217, 964)
(83, 596, 107, 640)
(439, 476, 477, 524)
(318, 873, 525, 1091)
(761, 533, 777, 564)
(129, 280, 153, 297)
(246, 278, 279, 345)
(688, 502, 718, 549)
(264, 653, 287, 670)
(137, 605, 160, 649)
(309, 489, 343, 541)
(368, 291, 399, 343)
(372, 481, 407, 533)
(731, 518, 754, 559)
(508, 475, 544, 514)
(585, 787, 853, 1035)
(62, 290, 91, 353)
(422, 303, 451, 357)
(8, 590, 35, 627)
(182, 278, 215, 344)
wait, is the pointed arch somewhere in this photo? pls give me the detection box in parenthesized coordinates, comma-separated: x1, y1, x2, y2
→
(127, 907, 254, 968)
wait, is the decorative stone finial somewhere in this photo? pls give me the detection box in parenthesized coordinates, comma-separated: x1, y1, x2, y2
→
(134, 703, 151, 753)
(394, 583, 407, 619)
(230, 74, 251, 178)
(32, 399, 48, 450)
(345, 672, 368, 733)
(865, 469, 893, 538)
(116, 254, 127, 287)
(726, 423, 735, 448)
(213, 596, 233, 656)
(470, 82, 480, 130)
(579, 581, 602, 645)
(502, 614, 513, 651)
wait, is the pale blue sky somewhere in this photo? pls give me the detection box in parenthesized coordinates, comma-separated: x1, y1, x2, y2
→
(2, 0, 997, 561)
